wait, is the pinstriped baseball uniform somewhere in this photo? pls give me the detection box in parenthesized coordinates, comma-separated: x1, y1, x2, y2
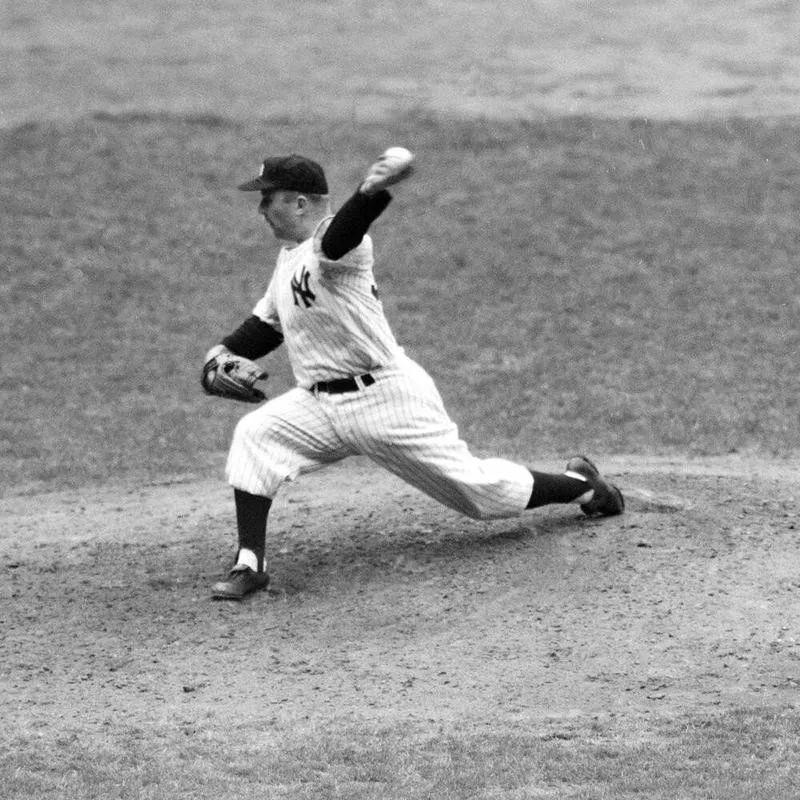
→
(226, 217, 534, 519)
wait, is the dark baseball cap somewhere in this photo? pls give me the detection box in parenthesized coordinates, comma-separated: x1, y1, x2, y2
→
(237, 154, 328, 194)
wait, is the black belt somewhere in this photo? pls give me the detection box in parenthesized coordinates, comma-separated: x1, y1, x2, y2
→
(311, 373, 375, 394)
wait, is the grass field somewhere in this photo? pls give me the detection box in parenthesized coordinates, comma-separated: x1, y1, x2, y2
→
(3, 1, 800, 798)
(3, 114, 800, 495)
(6, 710, 800, 799)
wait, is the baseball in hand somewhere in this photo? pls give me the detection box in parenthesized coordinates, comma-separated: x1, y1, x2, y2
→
(361, 146, 416, 194)
(382, 147, 414, 167)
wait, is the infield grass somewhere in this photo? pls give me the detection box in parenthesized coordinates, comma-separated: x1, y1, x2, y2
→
(3, 707, 799, 800)
(2, 113, 799, 496)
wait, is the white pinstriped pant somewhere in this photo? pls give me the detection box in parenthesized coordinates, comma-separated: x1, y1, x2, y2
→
(225, 355, 534, 520)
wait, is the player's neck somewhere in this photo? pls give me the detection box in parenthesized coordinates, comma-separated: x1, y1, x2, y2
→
(292, 214, 328, 243)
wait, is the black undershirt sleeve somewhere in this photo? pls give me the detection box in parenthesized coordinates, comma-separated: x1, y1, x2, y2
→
(320, 189, 392, 260)
(221, 315, 284, 360)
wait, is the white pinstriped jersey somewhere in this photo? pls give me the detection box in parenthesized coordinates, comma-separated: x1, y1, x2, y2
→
(227, 213, 535, 520)
(252, 218, 403, 389)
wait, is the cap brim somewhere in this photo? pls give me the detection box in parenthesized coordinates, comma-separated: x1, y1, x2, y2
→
(237, 177, 275, 191)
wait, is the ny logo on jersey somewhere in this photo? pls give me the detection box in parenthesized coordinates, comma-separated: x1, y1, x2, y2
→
(291, 265, 316, 308)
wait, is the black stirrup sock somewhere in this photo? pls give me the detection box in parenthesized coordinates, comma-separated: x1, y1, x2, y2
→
(526, 471, 589, 509)
(234, 489, 272, 569)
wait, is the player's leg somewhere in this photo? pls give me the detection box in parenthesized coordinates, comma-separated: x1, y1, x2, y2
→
(338, 360, 528, 518)
(212, 388, 354, 600)
(341, 358, 622, 520)
(529, 455, 624, 516)
(210, 489, 273, 600)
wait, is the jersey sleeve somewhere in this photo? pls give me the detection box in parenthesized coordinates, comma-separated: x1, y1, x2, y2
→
(313, 217, 374, 272)
(252, 272, 283, 330)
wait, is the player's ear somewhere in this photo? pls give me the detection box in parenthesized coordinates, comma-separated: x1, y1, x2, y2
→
(295, 194, 309, 212)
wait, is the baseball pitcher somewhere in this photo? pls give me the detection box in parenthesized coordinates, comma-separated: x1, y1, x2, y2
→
(201, 148, 624, 600)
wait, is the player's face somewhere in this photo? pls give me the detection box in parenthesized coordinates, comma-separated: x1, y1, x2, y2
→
(259, 190, 301, 241)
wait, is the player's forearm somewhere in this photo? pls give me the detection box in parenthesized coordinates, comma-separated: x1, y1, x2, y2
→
(320, 189, 392, 260)
(221, 315, 284, 360)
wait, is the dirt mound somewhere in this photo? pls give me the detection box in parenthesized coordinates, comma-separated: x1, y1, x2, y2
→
(3, 455, 799, 734)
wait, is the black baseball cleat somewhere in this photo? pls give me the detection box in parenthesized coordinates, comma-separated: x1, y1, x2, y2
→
(211, 564, 269, 601)
(566, 455, 625, 517)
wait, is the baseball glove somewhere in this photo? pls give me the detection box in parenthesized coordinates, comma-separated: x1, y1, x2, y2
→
(201, 345, 267, 403)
